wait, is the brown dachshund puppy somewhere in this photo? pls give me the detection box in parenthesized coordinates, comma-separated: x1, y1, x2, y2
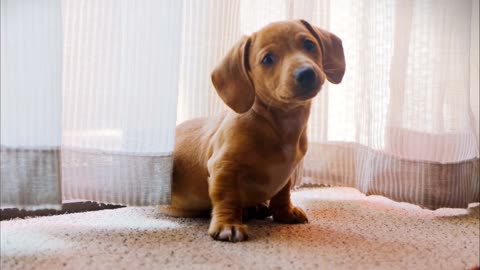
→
(168, 20, 345, 242)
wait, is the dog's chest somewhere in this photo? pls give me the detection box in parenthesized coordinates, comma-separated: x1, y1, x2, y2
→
(247, 142, 304, 201)
(267, 143, 298, 178)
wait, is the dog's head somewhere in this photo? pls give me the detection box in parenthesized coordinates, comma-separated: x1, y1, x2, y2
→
(211, 20, 346, 113)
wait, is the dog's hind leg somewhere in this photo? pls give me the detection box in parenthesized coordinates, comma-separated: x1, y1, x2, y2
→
(242, 202, 271, 221)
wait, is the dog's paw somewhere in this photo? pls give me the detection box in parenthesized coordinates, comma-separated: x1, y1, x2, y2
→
(272, 206, 308, 224)
(208, 223, 248, 242)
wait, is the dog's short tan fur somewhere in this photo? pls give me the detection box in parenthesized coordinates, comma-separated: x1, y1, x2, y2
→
(168, 20, 345, 242)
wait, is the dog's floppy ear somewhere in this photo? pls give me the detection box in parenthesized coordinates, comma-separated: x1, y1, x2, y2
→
(300, 20, 346, 84)
(211, 36, 255, 114)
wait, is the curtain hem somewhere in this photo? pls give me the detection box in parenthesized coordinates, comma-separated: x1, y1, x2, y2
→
(1, 147, 62, 210)
(1, 147, 172, 209)
(298, 142, 480, 210)
(61, 149, 172, 206)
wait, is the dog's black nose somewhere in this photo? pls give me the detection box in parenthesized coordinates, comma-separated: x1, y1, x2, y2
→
(295, 67, 317, 92)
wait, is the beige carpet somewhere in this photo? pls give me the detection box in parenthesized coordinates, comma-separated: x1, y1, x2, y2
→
(1, 187, 479, 270)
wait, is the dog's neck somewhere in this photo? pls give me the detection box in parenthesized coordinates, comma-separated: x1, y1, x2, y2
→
(251, 98, 311, 144)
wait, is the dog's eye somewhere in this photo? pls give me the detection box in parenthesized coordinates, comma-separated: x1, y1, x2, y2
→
(303, 39, 316, 52)
(261, 53, 275, 66)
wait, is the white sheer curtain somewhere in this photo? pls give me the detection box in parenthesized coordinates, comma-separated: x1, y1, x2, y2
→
(1, 0, 63, 209)
(304, 0, 479, 209)
(1, 0, 182, 209)
(176, 0, 479, 209)
(300, 0, 480, 209)
(1, 0, 478, 210)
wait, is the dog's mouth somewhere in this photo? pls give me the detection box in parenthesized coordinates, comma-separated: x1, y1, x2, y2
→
(294, 85, 321, 100)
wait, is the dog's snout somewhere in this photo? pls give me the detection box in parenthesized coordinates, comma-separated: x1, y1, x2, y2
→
(295, 67, 317, 92)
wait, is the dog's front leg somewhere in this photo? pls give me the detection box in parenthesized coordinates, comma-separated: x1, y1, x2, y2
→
(270, 178, 308, 224)
(207, 171, 247, 242)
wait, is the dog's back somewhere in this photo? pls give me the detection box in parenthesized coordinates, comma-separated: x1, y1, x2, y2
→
(164, 113, 227, 217)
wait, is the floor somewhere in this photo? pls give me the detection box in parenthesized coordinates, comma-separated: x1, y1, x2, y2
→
(1, 187, 479, 270)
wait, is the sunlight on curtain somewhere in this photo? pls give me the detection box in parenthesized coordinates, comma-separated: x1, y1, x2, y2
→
(176, 0, 240, 123)
(60, 0, 182, 205)
(301, 0, 479, 209)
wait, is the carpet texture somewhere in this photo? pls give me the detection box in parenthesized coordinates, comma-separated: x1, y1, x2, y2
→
(1, 187, 479, 270)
